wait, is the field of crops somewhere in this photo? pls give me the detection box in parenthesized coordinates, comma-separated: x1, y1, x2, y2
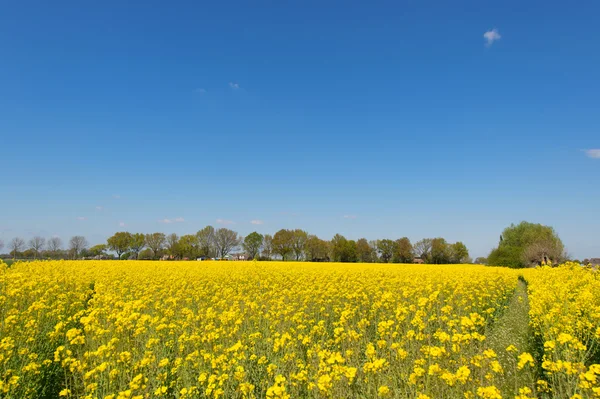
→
(0, 261, 598, 399)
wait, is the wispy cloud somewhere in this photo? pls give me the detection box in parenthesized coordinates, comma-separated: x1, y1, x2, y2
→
(229, 82, 240, 90)
(77, 216, 87, 221)
(483, 28, 501, 46)
(195, 88, 206, 94)
(112, 194, 121, 199)
(583, 149, 600, 159)
(119, 221, 126, 227)
(343, 215, 357, 219)
(95, 206, 104, 211)
(217, 218, 235, 225)
(159, 217, 185, 224)
(250, 219, 264, 225)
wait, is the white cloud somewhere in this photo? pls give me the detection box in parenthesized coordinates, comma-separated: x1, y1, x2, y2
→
(229, 82, 240, 89)
(159, 217, 185, 224)
(583, 149, 600, 159)
(250, 219, 264, 225)
(343, 215, 357, 219)
(77, 216, 87, 221)
(483, 29, 501, 46)
(216, 218, 235, 225)
(119, 221, 126, 227)
(195, 88, 206, 93)
(112, 194, 121, 199)
(95, 206, 104, 211)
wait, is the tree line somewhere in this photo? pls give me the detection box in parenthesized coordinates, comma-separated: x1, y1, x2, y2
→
(0, 227, 471, 264)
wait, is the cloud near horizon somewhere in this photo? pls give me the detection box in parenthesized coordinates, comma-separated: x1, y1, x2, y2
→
(483, 29, 501, 46)
(250, 220, 264, 225)
(229, 82, 240, 89)
(76, 216, 87, 221)
(583, 149, 600, 159)
(216, 218, 235, 225)
(343, 215, 357, 219)
(119, 221, 126, 227)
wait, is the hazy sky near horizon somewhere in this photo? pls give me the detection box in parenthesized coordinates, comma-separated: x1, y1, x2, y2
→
(1, 1, 599, 259)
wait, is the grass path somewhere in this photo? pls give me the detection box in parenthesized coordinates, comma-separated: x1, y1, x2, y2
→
(485, 277, 537, 396)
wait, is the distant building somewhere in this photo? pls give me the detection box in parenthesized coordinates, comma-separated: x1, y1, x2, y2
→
(588, 258, 600, 266)
(231, 253, 248, 261)
(413, 257, 425, 264)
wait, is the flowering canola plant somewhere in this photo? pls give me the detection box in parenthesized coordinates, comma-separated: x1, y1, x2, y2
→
(0, 260, 598, 398)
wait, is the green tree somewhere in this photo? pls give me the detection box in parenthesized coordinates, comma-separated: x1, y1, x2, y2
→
(138, 248, 154, 260)
(393, 237, 413, 263)
(356, 238, 376, 263)
(291, 229, 308, 261)
(305, 235, 330, 261)
(430, 238, 450, 264)
(179, 234, 200, 259)
(165, 233, 180, 259)
(488, 221, 565, 268)
(243, 232, 264, 260)
(130, 233, 146, 259)
(107, 232, 133, 260)
(89, 244, 108, 257)
(450, 242, 469, 263)
(376, 239, 395, 263)
(272, 229, 294, 261)
(331, 234, 358, 262)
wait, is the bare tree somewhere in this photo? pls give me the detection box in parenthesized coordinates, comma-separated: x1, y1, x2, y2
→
(145, 232, 166, 259)
(47, 237, 63, 258)
(214, 228, 241, 258)
(9, 237, 26, 260)
(413, 238, 433, 262)
(69, 236, 88, 259)
(28, 236, 46, 259)
(262, 234, 273, 260)
(0, 239, 4, 254)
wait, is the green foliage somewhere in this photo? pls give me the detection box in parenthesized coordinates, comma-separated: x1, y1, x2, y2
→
(331, 234, 357, 262)
(430, 238, 450, 264)
(393, 237, 413, 263)
(305, 235, 330, 261)
(272, 229, 294, 261)
(107, 232, 133, 260)
(488, 221, 565, 268)
(243, 232, 264, 260)
(356, 238, 376, 263)
(89, 244, 108, 257)
(376, 239, 395, 263)
(450, 242, 469, 263)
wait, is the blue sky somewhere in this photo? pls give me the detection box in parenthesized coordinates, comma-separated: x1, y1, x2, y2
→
(1, 0, 599, 258)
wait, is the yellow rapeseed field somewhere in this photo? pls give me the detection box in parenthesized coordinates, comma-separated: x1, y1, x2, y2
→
(0, 260, 598, 398)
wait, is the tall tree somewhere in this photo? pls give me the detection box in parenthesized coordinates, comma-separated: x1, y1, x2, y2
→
(214, 228, 240, 258)
(272, 229, 294, 261)
(196, 226, 216, 257)
(107, 232, 133, 260)
(450, 242, 469, 263)
(0, 239, 3, 254)
(413, 238, 433, 262)
(430, 238, 450, 264)
(356, 238, 376, 263)
(179, 234, 200, 259)
(331, 234, 358, 262)
(262, 234, 274, 260)
(376, 239, 395, 263)
(129, 233, 146, 259)
(305, 235, 330, 261)
(165, 233, 180, 259)
(291, 229, 308, 261)
(28, 236, 46, 259)
(9, 237, 25, 260)
(69, 236, 88, 259)
(47, 237, 63, 258)
(243, 232, 264, 260)
(145, 233, 166, 259)
(393, 237, 414, 263)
